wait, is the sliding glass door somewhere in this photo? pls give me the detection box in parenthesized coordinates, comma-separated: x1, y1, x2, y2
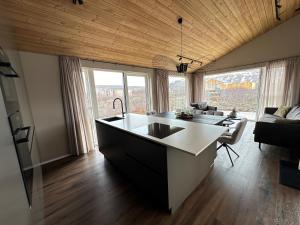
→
(83, 69, 150, 119)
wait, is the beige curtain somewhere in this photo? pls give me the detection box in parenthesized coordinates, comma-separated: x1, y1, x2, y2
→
(193, 71, 205, 102)
(150, 71, 158, 112)
(257, 60, 286, 119)
(153, 69, 169, 113)
(59, 56, 94, 156)
(282, 57, 300, 106)
(185, 73, 194, 106)
(257, 57, 300, 119)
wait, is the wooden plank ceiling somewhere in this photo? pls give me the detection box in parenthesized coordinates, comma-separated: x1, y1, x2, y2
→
(1, 0, 300, 72)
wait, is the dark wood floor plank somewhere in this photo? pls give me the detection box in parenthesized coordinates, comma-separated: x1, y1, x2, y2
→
(42, 122, 300, 225)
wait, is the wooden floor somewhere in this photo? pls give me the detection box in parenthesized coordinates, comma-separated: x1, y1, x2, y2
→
(42, 122, 300, 225)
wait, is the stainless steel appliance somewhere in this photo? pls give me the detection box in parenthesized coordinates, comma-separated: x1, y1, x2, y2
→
(0, 50, 34, 206)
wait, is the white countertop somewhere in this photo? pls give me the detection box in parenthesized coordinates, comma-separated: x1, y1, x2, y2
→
(96, 113, 227, 156)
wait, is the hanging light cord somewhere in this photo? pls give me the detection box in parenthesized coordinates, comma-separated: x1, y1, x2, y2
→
(180, 20, 183, 61)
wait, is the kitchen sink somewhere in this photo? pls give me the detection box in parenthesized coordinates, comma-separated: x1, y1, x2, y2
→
(102, 116, 124, 122)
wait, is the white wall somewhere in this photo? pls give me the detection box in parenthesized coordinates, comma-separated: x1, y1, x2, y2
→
(19, 52, 70, 163)
(202, 14, 300, 72)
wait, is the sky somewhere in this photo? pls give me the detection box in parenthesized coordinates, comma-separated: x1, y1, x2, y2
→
(94, 70, 145, 86)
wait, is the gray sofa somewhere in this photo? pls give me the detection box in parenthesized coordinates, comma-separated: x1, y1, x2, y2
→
(190, 102, 217, 112)
(254, 106, 300, 148)
(190, 102, 224, 116)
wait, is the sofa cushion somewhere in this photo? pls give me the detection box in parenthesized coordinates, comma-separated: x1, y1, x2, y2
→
(286, 106, 300, 120)
(275, 118, 300, 124)
(259, 114, 283, 123)
(273, 106, 291, 117)
(198, 102, 208, 110)
(190, 102, 208, 110)
(207, 106, 217, 111)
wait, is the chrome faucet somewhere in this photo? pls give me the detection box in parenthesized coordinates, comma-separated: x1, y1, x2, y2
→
(113, 98, 125, 118)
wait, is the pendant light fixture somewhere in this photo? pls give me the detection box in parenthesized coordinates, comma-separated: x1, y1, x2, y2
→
(176, 17, 188, 73)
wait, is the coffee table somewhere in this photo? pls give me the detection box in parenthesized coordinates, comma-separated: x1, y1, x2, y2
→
(222, 120, 235, 127)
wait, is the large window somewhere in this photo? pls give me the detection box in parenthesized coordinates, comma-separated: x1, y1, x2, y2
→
(169, 76, 186, 111)
(83, 69, 150, 119)
(204, 68, 261, 120)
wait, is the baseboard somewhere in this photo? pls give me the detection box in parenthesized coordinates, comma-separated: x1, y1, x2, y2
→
(39, 154, 73, 167)
(24, 154, 73, 171)
(42, 154, 77, 173)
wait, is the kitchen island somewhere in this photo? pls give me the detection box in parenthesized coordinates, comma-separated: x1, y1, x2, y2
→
(96, 113, 227, 213)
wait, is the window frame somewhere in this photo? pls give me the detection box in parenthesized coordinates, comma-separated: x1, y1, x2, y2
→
(124, 72, 151, 114)
(168, 74, 187, 111)
(203, 67, 263, 121)
(82, 67, 151, 118)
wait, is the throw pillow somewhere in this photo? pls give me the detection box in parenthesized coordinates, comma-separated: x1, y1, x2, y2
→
(286, 106, 300, 120)
(273, 106, 291, 118)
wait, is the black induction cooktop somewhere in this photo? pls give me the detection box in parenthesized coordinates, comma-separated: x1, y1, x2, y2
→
(135, 123, 185, 139)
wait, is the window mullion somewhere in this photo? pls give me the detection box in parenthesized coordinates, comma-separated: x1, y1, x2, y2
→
(123, 73, 129, 113)
(145, 74, 151, 112)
